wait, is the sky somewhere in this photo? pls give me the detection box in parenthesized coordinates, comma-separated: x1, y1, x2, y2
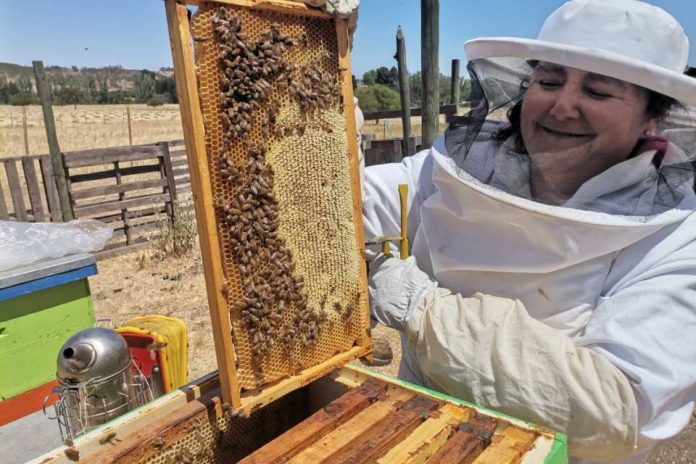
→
(1, 0, 695, 78)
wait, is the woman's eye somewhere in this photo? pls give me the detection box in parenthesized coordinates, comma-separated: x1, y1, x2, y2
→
(539, 80, 561, 89)
(586, 88, 613, 99)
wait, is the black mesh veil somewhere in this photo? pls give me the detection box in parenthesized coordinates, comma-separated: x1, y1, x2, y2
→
(444, 57, 696, 218)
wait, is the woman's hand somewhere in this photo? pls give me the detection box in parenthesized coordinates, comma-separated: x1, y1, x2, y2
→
(296, 0, 359, 43)
(368, 253, 438, 331)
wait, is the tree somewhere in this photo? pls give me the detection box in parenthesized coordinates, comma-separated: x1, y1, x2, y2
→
(54, 85, 86, 108)
(362, 69, 377, 85)
(16, 76, 33, 93)
(375, 66, 399, 88)
(460, 79, 472, 103)
(0, 75, 8, 104)
(354, 84, 401, 113)
(98, 76, 109, 104)
(409, 71, 422, 107)
(147, 94, 168, 106)
(438, 73, 451, 105)
(9, 91, 38, 106)
(87, 76, 99, 103)
(155, 76, 177, 103)
(4, 77, 38, 105)
(134, 71, 155, 102)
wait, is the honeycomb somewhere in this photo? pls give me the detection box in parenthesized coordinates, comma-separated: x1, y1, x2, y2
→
(124, 389, 309, 464)
(190, 4, 367, 390)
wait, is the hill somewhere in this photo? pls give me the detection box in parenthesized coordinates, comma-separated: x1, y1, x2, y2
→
(0, 63, 177, 105)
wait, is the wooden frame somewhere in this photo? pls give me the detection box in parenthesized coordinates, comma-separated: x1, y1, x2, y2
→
(165, 0, 371, 411)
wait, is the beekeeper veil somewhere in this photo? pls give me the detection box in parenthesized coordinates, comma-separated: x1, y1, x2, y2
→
(445, 0, 696, 218)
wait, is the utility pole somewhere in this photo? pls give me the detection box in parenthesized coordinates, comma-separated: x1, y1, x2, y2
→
(395, 26, 413, 156)
(451, 59, 460, 105)
(421, 0, 439, 148)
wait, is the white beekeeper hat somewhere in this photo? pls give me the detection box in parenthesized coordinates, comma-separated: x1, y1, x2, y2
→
(464, 0, 696, 105)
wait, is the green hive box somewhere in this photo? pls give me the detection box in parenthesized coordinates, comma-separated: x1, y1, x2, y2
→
(0, 254, 97, 421)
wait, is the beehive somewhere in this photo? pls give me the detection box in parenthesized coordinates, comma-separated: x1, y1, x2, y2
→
(167, 0, 370, 406)
(57, 367, 566, 464)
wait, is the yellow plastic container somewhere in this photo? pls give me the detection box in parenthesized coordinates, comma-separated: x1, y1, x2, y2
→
(117, 315, 188, 393)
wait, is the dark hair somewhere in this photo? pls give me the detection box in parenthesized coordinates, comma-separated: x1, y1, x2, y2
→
(495, 86, 676, 151)
(645, 90, 677, 119)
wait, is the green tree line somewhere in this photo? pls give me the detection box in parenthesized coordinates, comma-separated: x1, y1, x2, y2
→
(0, 68, 178, 107)
(354, 65, 472, 113)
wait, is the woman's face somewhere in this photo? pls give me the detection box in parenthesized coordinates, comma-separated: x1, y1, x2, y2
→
(520, 62, 658, 198)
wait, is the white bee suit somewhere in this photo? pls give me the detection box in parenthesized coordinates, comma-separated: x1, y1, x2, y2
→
(363, 136, 696, 463)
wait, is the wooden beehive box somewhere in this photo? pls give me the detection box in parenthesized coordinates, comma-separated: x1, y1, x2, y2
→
(31, 365, 567, 464)
(166, 0, 370, 412)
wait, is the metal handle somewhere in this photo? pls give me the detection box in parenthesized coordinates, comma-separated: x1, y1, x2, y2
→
(42, 388, 62, 420)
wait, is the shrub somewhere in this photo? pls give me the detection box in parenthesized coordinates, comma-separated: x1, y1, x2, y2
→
(354, 84, 401, 113)
(9, 91, 39, 106)
(146, 94, 169, 107)
(150, 202, 199, 260)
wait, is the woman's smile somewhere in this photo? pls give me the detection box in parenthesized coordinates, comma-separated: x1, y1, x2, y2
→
(538, 124, 594, 139)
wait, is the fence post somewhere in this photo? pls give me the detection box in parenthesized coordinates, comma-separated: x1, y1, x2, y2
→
(421, 0, 439, 148)
(22, 106, 30, 155)
(32, 60, 73, 221)
(451, 59, 460, 105)
(395, 26, 413, 156)
(159, 141, 179, 222)
(126, 106, 133, 145)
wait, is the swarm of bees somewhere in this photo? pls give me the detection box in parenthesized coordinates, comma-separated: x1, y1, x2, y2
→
(291, 62, 340, 115)
(211, 8, 348, 379)
(212, 9, 295, 142)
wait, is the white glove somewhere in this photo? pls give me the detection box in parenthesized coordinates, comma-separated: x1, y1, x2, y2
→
(298, 0, 359, 44)
(368, 253, 438, 332)
(369, 254, 641, 461)
(301, 0, 358, 17)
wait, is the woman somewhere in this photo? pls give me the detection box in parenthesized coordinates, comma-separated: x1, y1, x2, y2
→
(363, 1, 696, 462)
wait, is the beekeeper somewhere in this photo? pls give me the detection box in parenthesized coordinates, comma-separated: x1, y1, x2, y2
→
(363, 1, 696, 463)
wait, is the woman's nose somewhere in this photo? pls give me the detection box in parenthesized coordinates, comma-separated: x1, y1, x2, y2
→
(548, 87, 582, 120)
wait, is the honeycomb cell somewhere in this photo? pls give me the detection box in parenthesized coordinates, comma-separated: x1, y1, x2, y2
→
(191, 4, 366, 390)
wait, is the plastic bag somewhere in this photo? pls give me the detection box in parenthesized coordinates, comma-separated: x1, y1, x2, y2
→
(0, 219, 113, 272)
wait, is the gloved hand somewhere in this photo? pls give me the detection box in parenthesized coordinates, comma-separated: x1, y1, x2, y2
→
(369, 252, 642, 460)
(297, 0, 359, 44)
(368, 253, 438, 332)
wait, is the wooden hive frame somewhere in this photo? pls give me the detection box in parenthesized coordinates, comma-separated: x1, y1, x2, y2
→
(165, 0, 371, 412)
(29, 366, 568, 464)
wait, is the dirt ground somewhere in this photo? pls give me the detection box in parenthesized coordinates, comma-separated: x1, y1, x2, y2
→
(90, 246, 695, 462)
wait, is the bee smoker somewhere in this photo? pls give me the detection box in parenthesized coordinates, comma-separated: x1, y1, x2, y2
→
(46, 327, 153, 441)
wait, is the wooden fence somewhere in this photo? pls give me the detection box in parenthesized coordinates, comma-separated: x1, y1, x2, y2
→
(63, 142, 181, 256)
(167, 139, 191, 193)
(0, 154, 62, 222)
(363, 135, 422, 166)
(0, 141, 188, 257)
(362, 104, 459, 123)
(0, 133, 415, 257)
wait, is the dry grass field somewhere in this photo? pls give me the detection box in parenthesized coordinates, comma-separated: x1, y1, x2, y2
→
(0, 104, 463, 157)
(0, 104, 184, 157)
